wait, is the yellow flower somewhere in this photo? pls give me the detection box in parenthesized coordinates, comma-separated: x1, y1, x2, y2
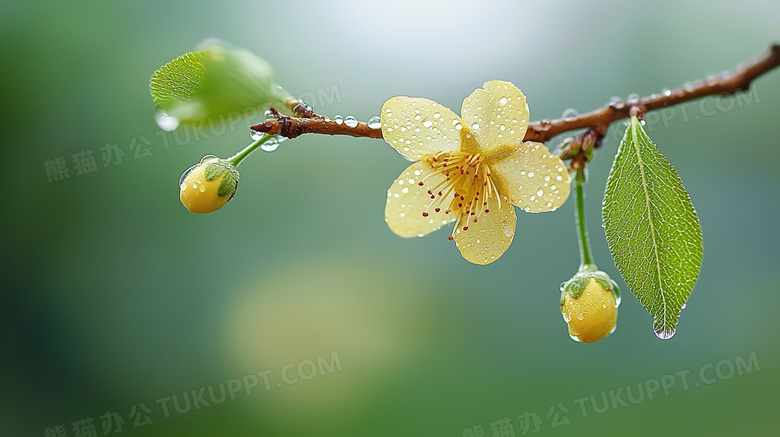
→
(381, 80, 571, 264)
(179, 156, 239, 214)
(561, 276, 619, 343)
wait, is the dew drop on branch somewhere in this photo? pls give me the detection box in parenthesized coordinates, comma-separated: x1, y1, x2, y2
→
(250, 129, 264, 141)
(334, 115, 344, 125)
(562, 108, 578, 119)
(367, 116, 381, 129)
(626, 93, 640, 103)
(261, 136, 286, 152)
(344, 116, 359, 128)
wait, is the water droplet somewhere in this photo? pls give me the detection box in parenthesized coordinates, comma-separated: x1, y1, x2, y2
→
(609, 96, 622, 105)
(422, 119, 433, 128)
(155, 111, 179, 132)
(433, 112, 441, 119)
(681, 303, 687, 310)
(569, 334, 582, 343)
(537, 188, 544, 196)
(655, 329, 676, 340)
(471, 122, 480, 130)
(367, 116, 381, 129)
(576, 313, 584, 321)
(627, 93, 640, 103)
(562, 108, 578, 119)
(344, 116, 358, 128)
(662, 88, 672, 96)
(334, 115, 343, 125)
(178, 163, 197, 188)
(498, 97, 508, 106)
(261, 136, 286, 152)
(264, 109, 276, 120)
(250, 129, 265, 141)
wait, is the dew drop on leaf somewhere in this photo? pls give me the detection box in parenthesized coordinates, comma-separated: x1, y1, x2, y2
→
(155, 111, 179, 132)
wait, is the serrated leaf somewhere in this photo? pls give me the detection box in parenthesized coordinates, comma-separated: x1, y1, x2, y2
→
(204, 163, 226, 181)
(602, 116, 702, 339)
(150, 41, 293, 126)
(218, 169, 237, 198)
(150, 51, 208, 110)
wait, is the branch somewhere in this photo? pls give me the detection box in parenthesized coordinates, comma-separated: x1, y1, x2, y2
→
(251, 44, 780, 148)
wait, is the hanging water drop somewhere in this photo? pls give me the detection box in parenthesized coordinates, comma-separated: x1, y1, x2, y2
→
(344, 116, 358, 128)
(155, 111, 179, 132)
(367, 116, 381, 129)
(250, 129, 265, 141)
(562, 108, 578, 119)
(334, 115, 344, 125)
(655, 329, 676, 340)
(261, 136, 285, 152)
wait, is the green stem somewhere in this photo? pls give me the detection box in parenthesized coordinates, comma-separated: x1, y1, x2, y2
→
(575, 166, 594, 268)
(227, 135, 274, 167)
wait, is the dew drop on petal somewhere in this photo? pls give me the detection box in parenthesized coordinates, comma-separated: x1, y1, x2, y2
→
(422, 119, 433, 128)
(499, 97, 508, 106)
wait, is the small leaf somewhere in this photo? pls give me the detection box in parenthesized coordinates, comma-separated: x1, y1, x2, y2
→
(602, 116, 702, 339)
(218, 169, 237, 198)
(150, 41, 294, 126)
(204, 163, 226, 181)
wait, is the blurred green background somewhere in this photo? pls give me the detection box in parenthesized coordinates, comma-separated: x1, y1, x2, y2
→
(2, 1, 779, 436)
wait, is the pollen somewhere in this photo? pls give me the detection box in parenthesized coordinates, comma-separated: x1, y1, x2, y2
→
(418, 151, 500, 230)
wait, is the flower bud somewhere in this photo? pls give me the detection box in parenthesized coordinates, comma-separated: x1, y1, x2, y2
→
(560, 268, 620, 343)
(179, 155, 239, 214)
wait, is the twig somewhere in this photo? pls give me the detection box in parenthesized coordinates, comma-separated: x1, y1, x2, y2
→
(251, 44, 780, 150)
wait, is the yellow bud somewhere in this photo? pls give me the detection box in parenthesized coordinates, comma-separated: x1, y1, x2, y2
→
(179, 157, 238, 214)
(561, 277, 618, 343)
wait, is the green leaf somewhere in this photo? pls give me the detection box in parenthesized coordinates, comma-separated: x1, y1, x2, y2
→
(218, 169, 237, 198)
(204, 163, 226, 181)
(150, 41, 295, 127)
(602, 116, 702, 339)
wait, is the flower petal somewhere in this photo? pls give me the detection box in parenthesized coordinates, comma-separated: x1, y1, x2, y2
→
(453, 195, 516, 265)
(385, 161, 456, 238)
(381, 97, 462, 161)
(491, 142, 571, 213)
(460, 80, 529, 152)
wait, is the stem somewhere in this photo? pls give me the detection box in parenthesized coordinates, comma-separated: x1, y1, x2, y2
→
(227, 135, 273, 167)
(575, 167, 594, 269)
(250, 44, 780, 148)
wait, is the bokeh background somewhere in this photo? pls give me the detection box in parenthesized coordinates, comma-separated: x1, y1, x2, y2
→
(2, 1, 779, 436)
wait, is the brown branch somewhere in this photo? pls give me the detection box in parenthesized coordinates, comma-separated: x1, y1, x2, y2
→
(252, 44, 780, 149)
